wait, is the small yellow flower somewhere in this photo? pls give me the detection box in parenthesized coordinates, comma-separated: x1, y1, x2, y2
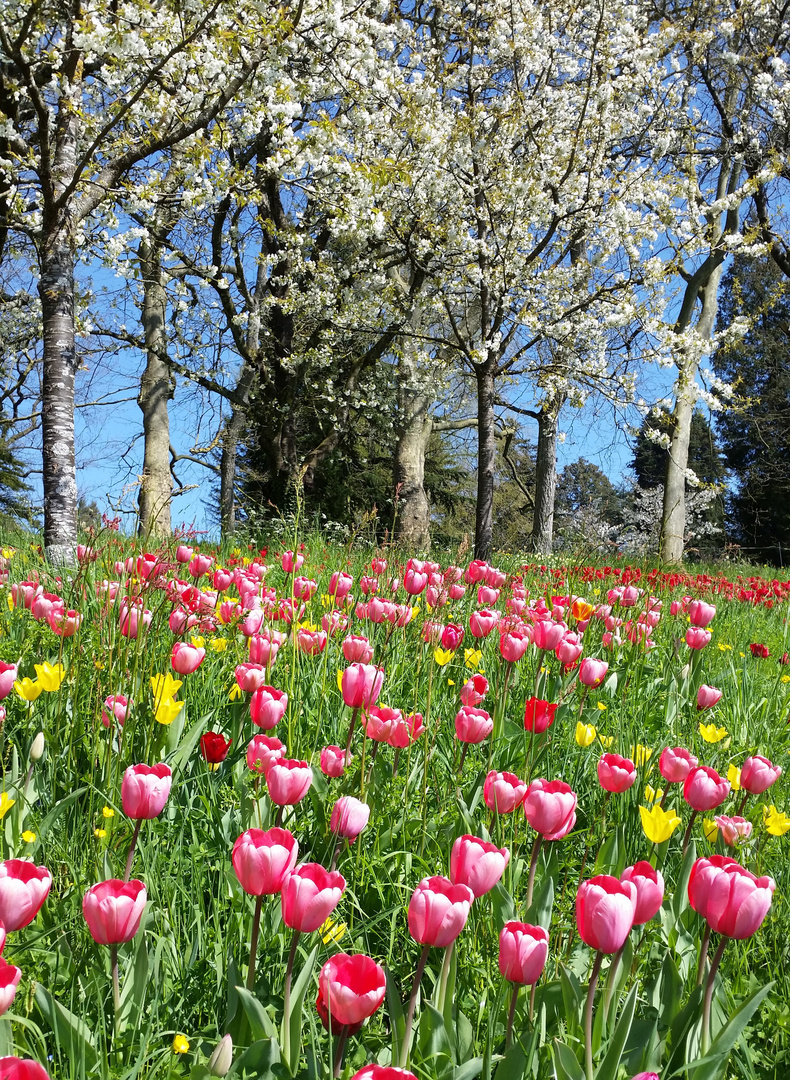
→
(320, 916, 347, 945)
(409, 604, 420, 619)
(598, 734, 614, 748)
(764, 805, 790, 837)
(644, 785, 664, 804)
(94, 660, 105, 670)
(94, 828, 107, 839)
(231, 548, 241, 557)
(242, 556, 252, 566)
(172, 1034, 190, 1054)
(210, 637, 228, 653)
(433, 648, 454, 667)
(575, 722, 597, 747)
(629, 744, 653, 767)
(702, 819, 719, 842)
(336, 669, 344, 692)
(727, 764, 741, 792)
(639, 804, 681, 844)
(150, 673, 182, 707)
(739, 652, 745, 658)
(228, 683, 242, 702)
(14, 678, 42, 702)
(155, 697, 183, 726)
(6, 594, 13, 611)
(597, 701, 607, 711)
(190, 635, 206, 649)
(464, 648, 482, 670)
(593, 588, 601, 596)
(1, 548, 15, 560)
(717, 643, 732, 652)
(782, 675, 790, 684)
(102, 806, 115, 819)
(447, 679, 455, 686)
(21, 830, 35, 843)
(34, 662, 65, 692)
(699, 722, 728, 744)
(0, 792, 15, 819)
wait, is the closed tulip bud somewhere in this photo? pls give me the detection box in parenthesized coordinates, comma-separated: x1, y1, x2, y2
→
(320, 745, 351, 778)
(659, 746, 698, 783)
(441, 623, 464, 651)
(176, 544, 194, 564)
(469, 609, 499, 638)
(696, 685, 722, 710)
(266, 759, 312, 805)
(0, 1058, 52, 1079)
(171, 641, 206, 675)
(281, 864, 346, 932)
(688, 855, 775, 938)
(688, 600, 716, 628)
(207, 1035, 233, 1077)
(686, 627, 711, 650)
(683, 765, 730, 811)
(576, 875, 637, 953)
(0, 957, 21, 1016)
(122, 763, 172, 820)
(200, 732, 232, 766)
(620, 861, 664, 925)
(740, 754, 782, 794)
(523, 779, 577, 840)
(246, 734, 285, 776)
(597, 753, 637, 793)
(342, 634, 373, 664)
(331, 796, 370, 839)
(341, 664, 385, 709)
(523, 697, 557, 734)
(579, 657, 608, 688)
(498, 922, 549, 985)
(450, 835, 509, 898)
(29, 732, 45, 762)
(249, 686, 288, 729)
(484, 770, 527, 814)
(232, 827, 298, 895)
(455, 706, 494, 744)
(82, 879, 147, 944)
(408, 876, 474, 947)
(281, 551, 304, 574)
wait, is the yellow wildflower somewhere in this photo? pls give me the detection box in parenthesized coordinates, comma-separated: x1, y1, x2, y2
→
(320, 917, 347, 945)
(150, 673, 182, 707)
(172, 1035, 190, 1054)
(21, 830, 35, 843)
(575, 722, 597, 747)
(447, 679, 455, 686)
(94, 660, 104, 670)
(464, 648, 482, 670)
(629, 744, 653, 767)
(433, 648, 454, 667)
(296, 621, 317, 633)
(717, 643, 732, 652)
(639, 804, 681, 844)
(321, 594, 333, 608)
(6, 594, 13, 611)
(782, 675, 790, 684)
(739, 652, 745, 658)
(94, 828, 107, 839)
(727, 764, 741, 792)
(209, 638, 227, 653)
(102, 806, 115, 819)
(34, 662, 65, 692)
(699, 722, 728, 744)
(336, 670, 343, 692)
(702, 819, 719, 842)
(764, 805, 790, 837)
(14, 678, 42, 702)
(597, 702, 607, 711)
(190, 635, 206, 649)
(1, 548, 15, 559)
(0, 792, 15, 819)
(644, 785, 664, 804)
(155, 697, 183, 726)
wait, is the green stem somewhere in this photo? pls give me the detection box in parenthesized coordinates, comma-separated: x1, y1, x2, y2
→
(123, 819, 143, 883)
(400, 944, 430, 1067)
(505, 984, 518, 1049)
(702, 937, 728, 1055)
(696, 923, 711, 987)
(526, 834, 542, 911)
(246, 895, 263, 991)
(333, 1027, 349, 1079)
(436, 942, 454, 1015)
(603, 943, 625, 1023)
(584, 952, 604, 1080)
(682, 810, 698, 858)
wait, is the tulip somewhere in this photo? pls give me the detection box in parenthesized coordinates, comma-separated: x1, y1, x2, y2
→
(403, 567, 428, 595)
(341, 664, 384, 709)
(620, 862, 664, 924)
(266, 759, 312, 806)
(169, 608, 197, 635)
(342, 635, 374, 664)
(171, 641, 206, 675)
(740, 754, 782, 794)
(684, 765, 729, 811)
(83, 879, 147, 945)
(713, 815, 752, 846)
(296, 628, 327, 655)
(47, 608, 81, 637)
(331, 796, 370, 840)
(294, 576, 318, 600)
(235, 663, 268, 693)
(500, 627, 531, 662)
(450, 835, 509, 898)
(639, 804, 681, 844)
(576, 875, 637, 954)
(523, 779, 577, 840)
(362, 704, 402, 743)
(318, 952, 386, 1027)
(247, 734, 285, 776)
(121, 763, 172, 819)
(0, 958, 21, 1016)
(441, 624, 464, 651)
(176, 544, 194, 563)
(597, 753, 636, 793)
(0, 662, 17, 700)
(523, 697, 558, 734)
(250, 686, 288, 729)
(465, 559, 488, 583)
(749, 642, 770, 658)
(232, 827, 298, 896)
(33, 662, 64, 693)
(248, 635, 279, 667)
(531, 619, 566, 651)
(281, 864, 346, 933)
(351, 1068, 417, 1080)
(696, 685, 722, 710)
(0, 1058, 52, 1079)
(469, 609, 499, 638)
(659, 746, 698, 783)
(498, 922, 549, 985)
(556, 633, 583, 666)
(29, 732, 45, 762)
(119, 603, 152, 639)
(455, 706, 493, 744)
(460, 673, 489, 707)
(101, 694, 131, 729)
(477, 584, 499, 605)
(0, 860, 51, 931)
(688, 855, 775, 938)
(386, 712, 424, 749)
(281, 551, 304, 574)
(207, 1035, 233, 1077)
(686, 627, 711, 650)
(578, 657, 608, 688)
(31, 592, 63, 622)
(688, 600, 716, 628)
(321, 745, 351, 778)
(200, 732, 232, 766)
(484, 770, 527, 814)
(408, 876, 474, 948)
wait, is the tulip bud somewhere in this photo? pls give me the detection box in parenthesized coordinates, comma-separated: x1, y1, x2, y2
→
(29, 732, 45, 762)
(207, 1034, 233, 1076)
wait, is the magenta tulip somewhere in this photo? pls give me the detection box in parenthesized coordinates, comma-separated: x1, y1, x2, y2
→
(266, 759, 312, 806)
(249, 686, 288, 729)
(620, 862, 664, 925)
(498, 922, 549, 985)
(450, 835, 509, 898)
(688, 855, 775, 938)
(597, 753, 636, 793)
(232, 828, 298, 896)
(0, 861, 52, 931)
(121, 763, 172, 820)
(318, 953, 386, 1027)
(684, 765, 730, 811)
(82, 879, 147, 944)
(576, 875, 637, 954)
(281, 864, 346, 933)
(740, 754, 782, 794)
(523, 779, 577, 840)
(408, 876, 474, 947)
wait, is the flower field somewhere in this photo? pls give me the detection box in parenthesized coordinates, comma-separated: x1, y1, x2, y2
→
(0, 538, 787, 1080)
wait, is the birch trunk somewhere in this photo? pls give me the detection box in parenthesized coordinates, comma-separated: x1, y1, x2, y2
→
(393, 391, 432, 549)
(530, 405, 561, 553)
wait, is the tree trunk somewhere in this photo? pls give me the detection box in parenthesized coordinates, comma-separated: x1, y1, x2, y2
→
(474, 360, 497, 561)
(393, 391, 432, 550)
(137, 237, 174, 538)
(219, 408, 244, 536)
(660, 265, 725, 563)
(530, 404, 561, 553)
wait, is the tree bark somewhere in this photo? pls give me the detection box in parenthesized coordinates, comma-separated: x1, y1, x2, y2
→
(393, 393, 432, 549)
(474, 360, 497, 561)
(530, 402, 562, 553)
(219, 362, 256, 536)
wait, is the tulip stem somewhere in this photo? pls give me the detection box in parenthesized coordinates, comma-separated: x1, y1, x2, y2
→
(696, 924, 711, 987)
(330, 840, 343, 873)
(702, 937, 728, 1055)
(393, 748, 400, 777)
(603, 943, 625, 1023)
(400, 943, 430, 1067)
(737, 792, 749, 816)
(584, 952, 604, 1080)
(529, 981, 536, 1023)
(275, 805, 284, 829)
(436, 942, 454, 1015)
(246, 895, 263, 991)
(458, 744, 469, 776)
(345, 706, 360, 759)
(682, 810, 698, 858)
(333, 1027, 349, 1079)
(123, 819, 143, 883)
(283, 929, 300, 1007)
(505, 984, 518, 1049)
(526, 834, 542, 910)
(110, 943, 120, 1015)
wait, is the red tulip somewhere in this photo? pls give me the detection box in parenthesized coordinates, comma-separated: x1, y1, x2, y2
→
(455, 706, 493, 744)
(281, 864, 346, 933)
(331, 796, 371, 840)
(266, 759, 312, 805)
(523, 779, 577, 840)
(688, 855, 775, 938)
(0, 860, 52, 931)
(121, 763, 172, 820)
(740, 754, 781, 794)
(351, 1067, 418, 1080)
(576, 875, 636, 953)
(450, 835, 509, 898)
(484, 770, 527, 814)
(0, 958, 21, 1015)
(407, 876, 474, 947)
(82, 879, 147, 944)
(232, 827, 298, 895)
(246, 734, 285, 776)
(659, 746, 698, 783)
(597, 753, 636, 793)
(317, 953, 386, 1027)
(683, 765, 729, 811)
(200, 732, 232, 765)
(0, 1058, 52, 1079)
(441, 624, 464, 651)
(498, 922, 549, 985)
(749, 642, 770, 658)
(620, 862, 664, 925)
(523, 697, 557, 734)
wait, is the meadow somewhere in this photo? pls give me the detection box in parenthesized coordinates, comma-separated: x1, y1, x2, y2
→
(0, 532, 787, 1080)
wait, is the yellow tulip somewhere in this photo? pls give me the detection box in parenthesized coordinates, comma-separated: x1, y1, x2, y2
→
(320, 916, 347, 945)
(155, 697, 183, 726)
(6, 594, 13, 611)
(210, 638, 227, 653)
(228, 683, 242, 702)
(150, 673, 183, 707)
(0, 792, 15, 819)
(644, 784, 664, 804)
(598, 734, 614, 749)
(336, 669, 344, 692)
(571, 599, 594, 621)
(296, 621, 317, 633)
(639, 804, 681, 844)
(14, 678, 42, 702)
(464, 648, 482, 670)
(699, 722, 728, 744)
(34, 662, 65, 692)
(629, 744, 653, 767)
(433, 648, 454, 667)
(764, 805, 790, 837)
(702, 819, 719, 842)
(190, 635, 206, 649)
(727, 764, 741, 792)
(575, 722, 597, 747)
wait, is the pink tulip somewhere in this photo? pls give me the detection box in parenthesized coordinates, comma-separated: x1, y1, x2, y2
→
(620, 862, 664, 925)
(441, 624, 464, 651)
(688, 855, 775, 938)
(266, 759, 313, 806)
(101, 694, 130, 729)
(119, 603, 152, 639)
(684, 765, 730, 811)
(0, 861, 52, 931)
(296, 628, 327, 655)
(460, 674, 489, 707)
(0, 958, 21, 1016)
(236, 663, 268, 693)
(281, 551, 304, 574)
(523, 779, 577, 840)
(696, 685, 722, 710)
(455, 706, 493, 744)
(321, 745, 351, 778)
(168, 608, 196, 635)
(713, 815, 752, 846)
(576, 875, 637, 953)
(556, 633, 583, 666)
(386, 712, 424, 749)
(250, 686, 288, 730)
(0, 1059, 52, 1079)
(331, 796, 370, 840)
(500, 627, 531, 662)
(0, 663, 17, 701)
(176, 545, 194, 563)
(294, 576, 318, 600)
(247, 734, 285, 776)
(597, 753, 636, 794)
(351, 1068, 417, 1080)
(213, 568, 233, 591)
(121, 763, 172, 819)
(48, 608, 81, 637)
(531, 619, 566, 651)
(407, 876, 474, 947)
(477, 585, 500, 605)
(469, 609, 499, 638)
(248, 635, 279, 668)
(484, 771, 527, 814)
(322, 610, 349, 637)
(465, 560, 489, 583)
(82, 879, 147, 944)
(498, 922, 549, 985)
(686, 627, 711, 650)
(31, 592, 63, 622)
(188, 554, 214, 579)
(341, 664, 385, 709)
(688, 600, 716, 628)
(232, 827, 298, 895)
(740, 754, 782, 794)
(579, 657, 608, 688)
(342, 635, 374, 664)
(450, 835, 510, 898)
(362, 705, 402, 743)
(318, 953, 386, 1027)
(240, 609, 265, 637)
(659, 746, 699, 784)
(281, 864, 346, 933)
(171, 641, 205, 675)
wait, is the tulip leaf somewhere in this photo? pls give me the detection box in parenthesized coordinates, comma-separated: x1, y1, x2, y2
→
(665, 986, 703, 1079)
(168, 713, 214, 776)
(685, 981, 774, 1080)
(415, 1002, 454, 1080)
(386, 965, 406, 1064)
(657, 952, 683, 1031)
(117, 934, 149, 1033)
(671, 841, 697, 925)
(493, 1041, 526, 1080)
(228, 1036, 281, 1079)
(34, 984, 97, 1070)
(282, 943, 319, 1076)
(552, 1039, 584, 1080)
(595, 982, 637, 1080)
(236, 984, 279, 1041)
(559, 966, 583, 1038)
(454, 1058, 484, 1080)
(490, 882, 516, 932)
